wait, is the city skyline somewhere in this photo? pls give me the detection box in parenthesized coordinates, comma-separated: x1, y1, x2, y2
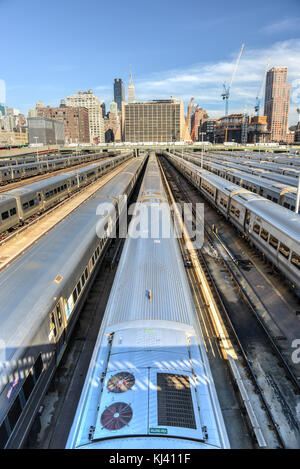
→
(1, 0, 300, 124)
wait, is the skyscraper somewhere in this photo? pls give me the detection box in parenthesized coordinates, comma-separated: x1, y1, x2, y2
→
(264, 67, 291, 142)
(66, 90, 105, 143)
(114, 78, 125, 111)
(127, 72, 136, 104)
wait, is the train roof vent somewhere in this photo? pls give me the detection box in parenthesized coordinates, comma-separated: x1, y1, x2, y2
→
(100, 402, 133, 430)
(157, 373, 196, 429)
(107, 372, 135, 393)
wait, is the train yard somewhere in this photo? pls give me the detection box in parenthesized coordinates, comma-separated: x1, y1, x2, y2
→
(0, 149, 299, 450)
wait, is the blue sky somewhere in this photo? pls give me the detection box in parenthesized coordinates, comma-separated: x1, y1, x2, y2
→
(1, 0, 300, 123)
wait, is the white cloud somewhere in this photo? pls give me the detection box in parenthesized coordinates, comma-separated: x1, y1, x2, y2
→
(261, 18, 300, 34)
(130, 39, 300, 124)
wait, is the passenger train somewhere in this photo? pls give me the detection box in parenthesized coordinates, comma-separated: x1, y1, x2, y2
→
(0, 154, 146, 448)
(175, 152, 298, 213)
(66, 154, 230, 449)
(164, 152, 300, 295)
(0, 151, 110, 184)
(0, 153, 131, 236)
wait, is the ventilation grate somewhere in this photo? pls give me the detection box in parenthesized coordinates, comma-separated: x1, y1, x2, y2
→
(157, 373, 196, 429)
(107, 372, 135, 393)
(100, 402, 133, 430)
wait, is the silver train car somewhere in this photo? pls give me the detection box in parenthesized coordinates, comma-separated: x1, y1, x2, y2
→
(181, 156, 298, 213)
(0, 151, 113, 185)
(0, 155, 146, 449)
(164, 152, 300, 294)
(67, 154, 230, 450)
(178, 152, 300, 199)
(0, 153, 132, 235)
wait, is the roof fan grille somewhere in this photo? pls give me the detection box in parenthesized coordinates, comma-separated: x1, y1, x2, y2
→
(107, 372, 135, 393)
(100, 402, 133, 430)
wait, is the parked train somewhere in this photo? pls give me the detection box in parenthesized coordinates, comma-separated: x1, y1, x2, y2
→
(0, 153, 132, 236)
(175, 153, 298, 213)
(0, 155, 146, 449)
(0, 151, 112, 184)
(66, 154, 230, 450)
(164, 152, 300, 295)
(194, 152, 300, 178)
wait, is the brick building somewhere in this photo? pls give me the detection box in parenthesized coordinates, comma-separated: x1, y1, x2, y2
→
(36, 101, 90, 143)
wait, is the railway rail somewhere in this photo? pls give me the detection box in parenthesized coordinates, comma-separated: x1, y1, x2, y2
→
(160, 155, 300, 449)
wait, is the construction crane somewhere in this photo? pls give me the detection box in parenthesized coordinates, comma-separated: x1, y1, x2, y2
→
(254, 58, 270, 116)
(221, 43, 245, 117)
(183, 97, 194, 141)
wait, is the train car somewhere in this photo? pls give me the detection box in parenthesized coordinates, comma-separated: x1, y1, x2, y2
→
(0, 155, 145, 449)
(164, 151, 300, 293)
(66, 155, 230, 450)
(0, 153, 132, 234)
(0, 195, 19, 233)
(0, 167, 12, 184)
(20, 162, 42, 179)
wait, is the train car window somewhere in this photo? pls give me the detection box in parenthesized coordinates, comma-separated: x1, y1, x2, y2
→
(235, 209, 240, 218)
(253, 223, 260, 234)
(73, 288, 78, 304)
(0, 421, 9, 449)
(245, 212, 250, 225)
(10, 208, 17, 216)
(291, 252, 300, 270)
(33, 354, 43, 381)
(230, 205, 236, 214)
(1, 211, 9, 220)
(77, 282, 81, 295)
(22, 371, 35, 401)
(92, 255, 95, 266)
(85, 268, 88, 280)
(272, 198, 278, 203)
(29, 200, 34, 207)
(279, 243, 290, 259)
(81, 274, 85, 286)
(260, 229, 269, 241)
(7, 395, 22, 431)
(269, 235, 279, 249)
(54, 189, 57, 194)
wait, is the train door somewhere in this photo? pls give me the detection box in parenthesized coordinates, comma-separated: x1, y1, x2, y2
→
(50, 300, 67, 365)
(244, 209, 251, 233)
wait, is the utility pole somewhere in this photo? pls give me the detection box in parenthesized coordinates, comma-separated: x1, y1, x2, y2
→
(199, 132, 205, 168)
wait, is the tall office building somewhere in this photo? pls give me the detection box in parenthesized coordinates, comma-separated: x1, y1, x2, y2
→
(122, 99, 185, 142)
(66, 90, 105, 143)
(114, 78, 125, 111)
(264, 67, 291, 142)
(127, 72, 136, 104)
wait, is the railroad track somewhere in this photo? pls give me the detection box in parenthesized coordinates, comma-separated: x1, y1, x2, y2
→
(160, 156, 300, 449)
(0, 154, 106, 193)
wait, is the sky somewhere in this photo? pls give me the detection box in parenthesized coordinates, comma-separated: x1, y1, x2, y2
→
(1, 0, 300, 124)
